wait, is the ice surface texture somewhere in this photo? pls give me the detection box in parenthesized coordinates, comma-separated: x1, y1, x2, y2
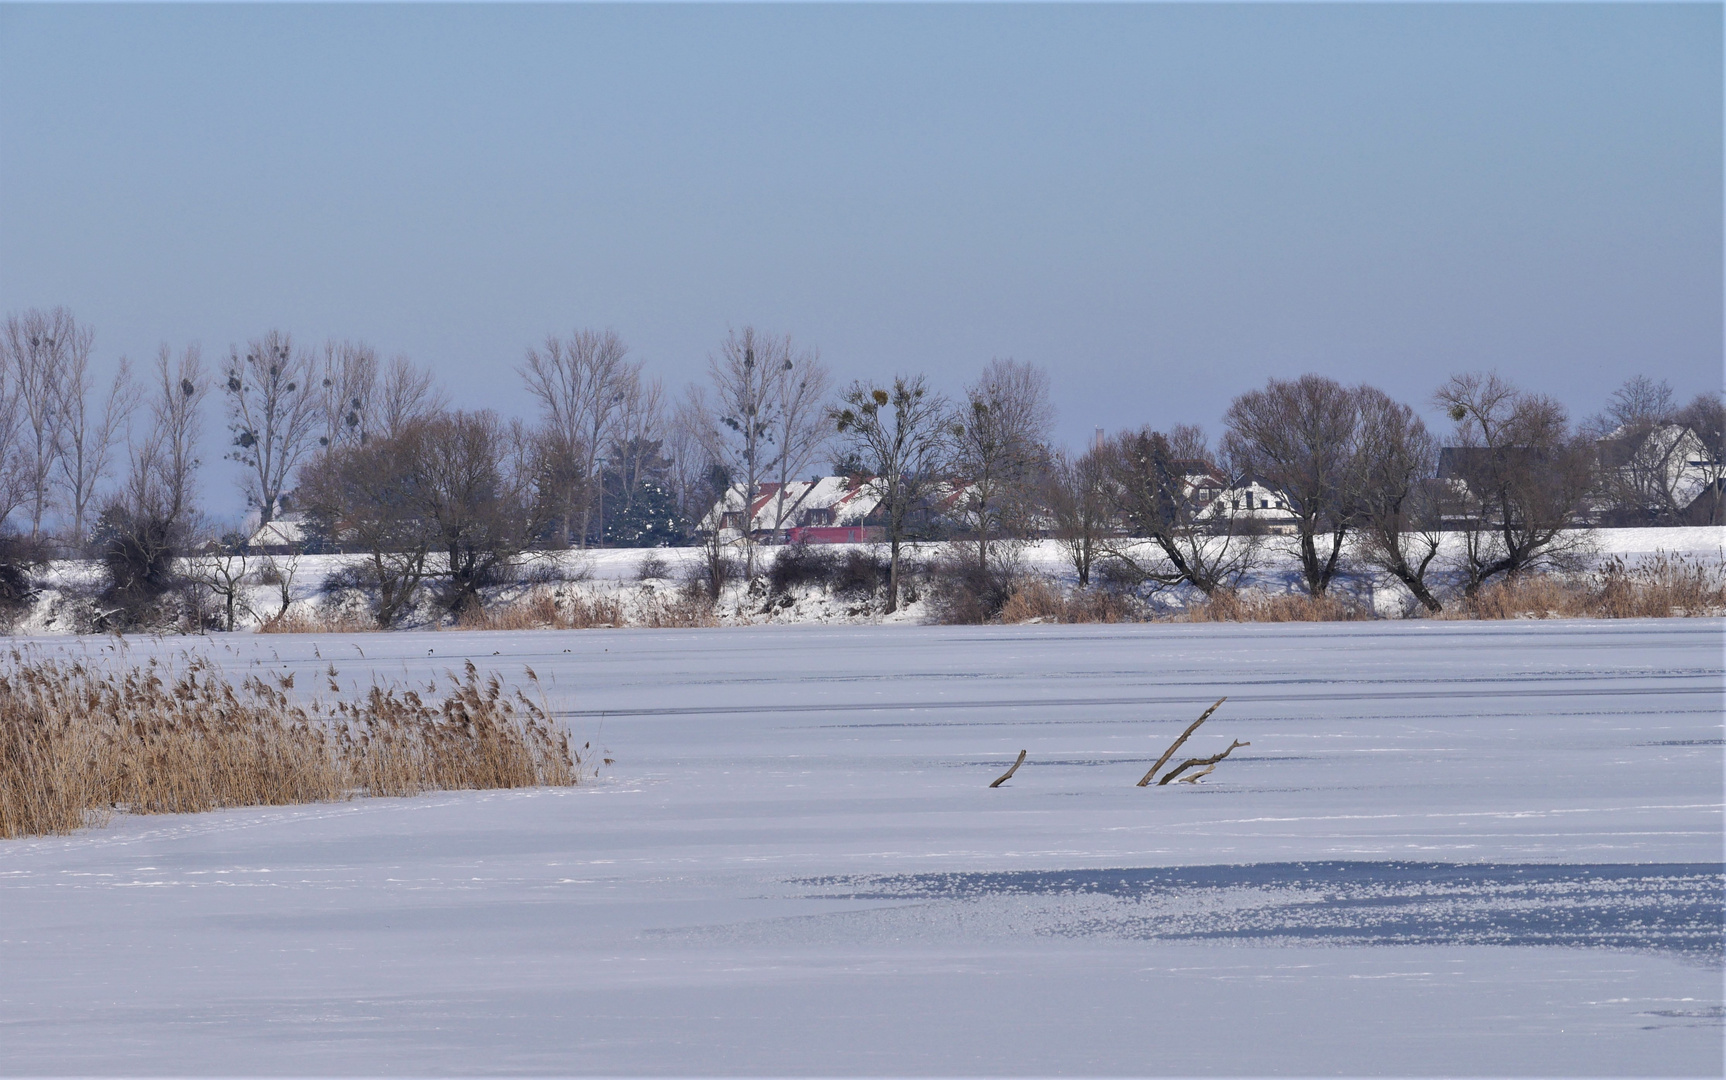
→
(1, 619, 1721, 1075)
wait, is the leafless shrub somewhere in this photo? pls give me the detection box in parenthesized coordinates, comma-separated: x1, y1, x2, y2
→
(926, 545, 1023, 623)
(636, 552, 669, 580)
(681, 548, 737, 602)
(767, 543, 840, 593)
(0, 653, 578, 839)
(998, 579, 1140, 624)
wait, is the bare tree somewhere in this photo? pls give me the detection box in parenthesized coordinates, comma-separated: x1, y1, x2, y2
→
(101, 346, 207, 615)
(594, 371, 681, 546)
(666, 398, 732, 600)
(1586, 376, 1720, 524)
(298, 426, 430, 628)
(223, 331, 319, 527)
(413, 410, 542, 616)
(301, 410, 541, 622)
(1100, 427, 1258, 597)
(314, 339, 379, 450)
(688, 327, 796, 579)
(1223, 375, 1361, 597)
(0, 334, 29, 534)
(519, 329, 635, 547)
(1582, 374, 1677, 438)
(374, 355, 443, 442)
(1353, 386, 1444, 612)
(2, 308, 78, 540)
(255, 549, 301, 623)
(1677, 391, 1725, 459)
(832, 375, 953, 613)
(125, 346, 207, 534)
(55, 344, 131, 548)
(950, 359, 1054, 575)
(1434, 372, 1595, 597)
(186, 539, 250, 632)
(1675, 391, 1725, 524)
(764, 346, 833, 536)
(1044, 445, 1111, 587)
(608, 374, 665, 506)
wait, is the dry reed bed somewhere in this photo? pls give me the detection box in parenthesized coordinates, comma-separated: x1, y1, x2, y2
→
(256, 586, 718, 634)
(1, 651, 578, 839)
(1445, 553, 1726, 620)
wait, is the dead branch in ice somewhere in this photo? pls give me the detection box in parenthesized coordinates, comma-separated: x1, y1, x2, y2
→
(1174, 764, 1216, 784)
(990, 749, 1028, 788)
(1157, 739, 1251, 785)
(1137, 696, 1227, 787)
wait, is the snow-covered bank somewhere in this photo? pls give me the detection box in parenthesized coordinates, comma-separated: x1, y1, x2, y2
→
(10, 525, 1726, 634)
(2, 620, 1721, 1074)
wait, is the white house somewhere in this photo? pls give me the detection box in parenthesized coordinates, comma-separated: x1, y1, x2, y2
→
(1197, 474, 1300, 532)
(1594, 423, 1724, 522)
(242, 510, 311, 552)
(703, 477, 889, 543)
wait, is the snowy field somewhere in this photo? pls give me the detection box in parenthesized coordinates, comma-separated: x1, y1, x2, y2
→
(14, 525, 1726, 632)
(2, 619, 1723, 1076)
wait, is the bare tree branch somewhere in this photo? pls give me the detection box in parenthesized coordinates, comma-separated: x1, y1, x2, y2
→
(989, 749, 1027, 788)
(1157, 739, 1250, 785)
(1137, 696, 1227, 787)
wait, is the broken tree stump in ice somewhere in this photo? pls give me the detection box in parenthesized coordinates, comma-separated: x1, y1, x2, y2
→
(1157, 739, 1251, 785)
(990, 749, 1028, 788)
(1137, 696, 1227, 787)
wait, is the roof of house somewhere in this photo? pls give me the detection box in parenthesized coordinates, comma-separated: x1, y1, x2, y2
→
(705, 476, 887, 533)
(245, 511, 309, 549)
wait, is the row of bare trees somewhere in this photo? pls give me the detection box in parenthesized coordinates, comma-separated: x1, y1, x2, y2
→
(2, 304, 1719, 626)
(1037, 372, 1722, 613)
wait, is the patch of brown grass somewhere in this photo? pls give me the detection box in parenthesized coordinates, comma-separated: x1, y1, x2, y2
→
(0, 652, 579, 839)
(258, 607, 379, 634)
(1452, 552, 1726, 620)
(999, 580, 1140, 624)
(633, 588, 720, 628)
(456, 588, 625, 631)
(1180, 589, 1373, 623)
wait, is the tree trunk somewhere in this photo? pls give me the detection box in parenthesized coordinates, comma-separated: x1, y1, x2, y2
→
(886, 534, 901, 614)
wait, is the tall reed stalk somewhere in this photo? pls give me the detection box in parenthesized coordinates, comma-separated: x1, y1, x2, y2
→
(0, 651, 578, 839)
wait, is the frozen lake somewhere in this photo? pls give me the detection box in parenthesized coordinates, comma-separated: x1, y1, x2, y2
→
(2, 620, 1722, 1075)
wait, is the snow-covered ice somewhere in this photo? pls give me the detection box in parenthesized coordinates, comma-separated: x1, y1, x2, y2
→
(2, 619, 1722, 1075)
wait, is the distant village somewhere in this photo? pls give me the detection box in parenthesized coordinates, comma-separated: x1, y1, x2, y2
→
(2, 309, 1721, 630)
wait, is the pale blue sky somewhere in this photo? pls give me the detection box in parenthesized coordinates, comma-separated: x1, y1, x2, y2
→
(1, 3, 1720, 513)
